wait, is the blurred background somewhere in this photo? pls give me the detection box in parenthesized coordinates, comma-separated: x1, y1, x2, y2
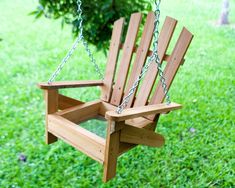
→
(0, 0, 234, 187)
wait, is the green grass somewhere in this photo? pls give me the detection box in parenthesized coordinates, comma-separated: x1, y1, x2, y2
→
(0, 0, 234, 187)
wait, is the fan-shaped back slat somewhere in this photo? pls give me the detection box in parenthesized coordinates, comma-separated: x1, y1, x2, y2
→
(133, 16, 178, 107)
(110, 13, 142, 106)
(102, 12, 193, 120)
(148, 27, 193, 121)
(101, 18, 125, 102)
(123, 12, 155, 108)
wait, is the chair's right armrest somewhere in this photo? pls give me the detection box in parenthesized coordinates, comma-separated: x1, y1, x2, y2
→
(105, 102, 182, 122)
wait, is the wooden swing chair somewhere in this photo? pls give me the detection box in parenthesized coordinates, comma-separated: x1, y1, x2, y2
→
(38, 0, 193, 182)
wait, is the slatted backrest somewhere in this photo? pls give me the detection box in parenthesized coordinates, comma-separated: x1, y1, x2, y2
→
(123, 12, 156, 108)
(101, 18, 125, 102)
(133, 16, 178, 107)
(101, 12, 193, 116)
(110, 13, 142, 106)
(148, 27, 193, 120)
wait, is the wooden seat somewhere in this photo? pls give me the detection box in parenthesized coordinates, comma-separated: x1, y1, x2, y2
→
(38, 12, 193, 182)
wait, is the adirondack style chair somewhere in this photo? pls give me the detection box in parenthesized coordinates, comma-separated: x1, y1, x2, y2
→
(38, 12, 193, 182)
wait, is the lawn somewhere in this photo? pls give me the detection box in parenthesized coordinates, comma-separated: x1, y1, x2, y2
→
(0, 0, 234, 187)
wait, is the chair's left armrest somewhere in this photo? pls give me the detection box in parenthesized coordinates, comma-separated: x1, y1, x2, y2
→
(38, 80, 103, 90)
(105, 102, 182, 122)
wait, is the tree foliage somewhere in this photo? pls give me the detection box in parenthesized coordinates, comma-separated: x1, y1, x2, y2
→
(34, 0, 152, 51)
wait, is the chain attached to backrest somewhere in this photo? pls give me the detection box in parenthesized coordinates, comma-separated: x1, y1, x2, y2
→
(46, 0, 170, 113)
(47, 0, 103, 84)
(116, 0, 171, 114)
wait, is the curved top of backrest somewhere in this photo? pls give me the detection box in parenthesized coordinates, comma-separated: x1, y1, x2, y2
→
(101, 12, 193, 120)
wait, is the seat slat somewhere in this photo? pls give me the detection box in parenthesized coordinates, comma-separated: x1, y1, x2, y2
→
(123, 12, 156, 108)
(101, 18, 125, 102)
(134, 17, 178, 107)
(110, 13, 142, 106)
(148, 27, 193, 120)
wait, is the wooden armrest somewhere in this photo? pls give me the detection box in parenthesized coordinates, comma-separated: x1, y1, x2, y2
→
(105, 102, 182, 122)
(38, 80, 103, 89)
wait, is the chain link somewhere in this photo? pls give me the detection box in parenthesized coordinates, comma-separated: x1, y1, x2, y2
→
(81, 38, 104, 79)
(116, 0, 171, 114)
(46, 0, 170, 113)
(48, 0, 103, 84)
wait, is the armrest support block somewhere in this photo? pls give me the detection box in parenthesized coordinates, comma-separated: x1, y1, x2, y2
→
(105, 102, 182, 121)
(38, 80, 103, 89)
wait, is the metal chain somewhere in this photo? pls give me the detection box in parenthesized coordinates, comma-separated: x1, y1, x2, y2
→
(48, 0, 103, 84)
(81, 38, 104, 79)
(116, 0, 171, 114)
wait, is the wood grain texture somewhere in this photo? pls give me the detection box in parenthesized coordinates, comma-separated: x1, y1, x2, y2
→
(120, 125, 165, 147)
(149, 27, 193, 120)
(38, 80, 103, 89)
(118, 117, 158, 156)
(99, 101, 116, 117)
(105, 102, 182, 122)
(101, 18, 125, 102)
(48, 114, 105, 164)
(57, 100, 101, 124)
(44, 89, 58, 144)
(119, 44, 185, 63)
(110, 13, 142, 106)
(119, 43, 153, 56)
(103, 121, 123, 182)
(123, 12, 156, 108)
(38, 12, 194, 183)
(125, 117, 153, 128)
(58, 94, 84, 110)
(134, 16, 178, 107)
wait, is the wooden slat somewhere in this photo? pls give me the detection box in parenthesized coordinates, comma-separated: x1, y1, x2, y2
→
(101, 18, 125, 102)
(125, 117, 154, 128)
(58, 94, 84, 110)
(120, 125, 165, 147)
(123, 12, 156, 108)
(120, 44, 185, 64)
(134, 16, 178, 107)
(118, 142, 136, 156)
(110, 13, 142, 106)
(149, 27, 193, 120)
(119, 43, 153, 56)
(150, 28, 194, 104)
(48, 114, 105, 164)
(99, 101, 116, 117)
(105, 102, 182, 122)
(44, 89, 58, 144)
(57, 100, 101, 124)
(38, 80, 103, 90)
(119, 118, 157, 156)
(119, 44, 186, 64)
